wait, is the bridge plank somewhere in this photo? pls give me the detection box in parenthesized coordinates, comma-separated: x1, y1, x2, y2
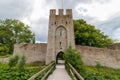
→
(47, 64, 71, 80)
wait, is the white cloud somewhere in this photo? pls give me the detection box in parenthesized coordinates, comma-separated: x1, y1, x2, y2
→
(76, 0, 120, 21)
(0, 0, 33, 19)
(113, 28, 120, 41)
(1, 0, 120, 42)
(30, 0, 47, 20)
(21, 0, 59, 43)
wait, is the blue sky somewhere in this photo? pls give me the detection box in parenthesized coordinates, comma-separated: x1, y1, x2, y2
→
(0, 0, 120, 43)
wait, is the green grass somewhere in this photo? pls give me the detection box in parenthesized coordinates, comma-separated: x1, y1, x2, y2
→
(83, 66, 120, 80)
(0, 62, 45, 80)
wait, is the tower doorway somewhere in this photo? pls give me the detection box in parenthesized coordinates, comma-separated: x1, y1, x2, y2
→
(56, 51, 64, 64)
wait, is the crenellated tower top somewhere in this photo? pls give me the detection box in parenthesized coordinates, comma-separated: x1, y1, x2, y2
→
(50, 9, 72, 16)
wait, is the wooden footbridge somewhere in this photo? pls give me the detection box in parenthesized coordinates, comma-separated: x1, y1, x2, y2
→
(28, 60, 84, 80)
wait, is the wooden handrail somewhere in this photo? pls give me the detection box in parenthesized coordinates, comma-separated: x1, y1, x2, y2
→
(68, 63, 84, 80)
(41, 65, 55, 80)
(70, 69, 77, 80)
(28, 62, 55, 80)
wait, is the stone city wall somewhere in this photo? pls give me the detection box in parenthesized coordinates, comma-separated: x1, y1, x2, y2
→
(107, 43, 120, 50)
(13, 43, 47, 63)
(13, 43, 120, 69)
(76, 45, 120, 69)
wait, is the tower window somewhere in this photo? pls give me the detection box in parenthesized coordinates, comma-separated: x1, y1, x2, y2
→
(60, 42, 62, 49)
(60, 29, 62, 36)
(62, 20, 63, 23)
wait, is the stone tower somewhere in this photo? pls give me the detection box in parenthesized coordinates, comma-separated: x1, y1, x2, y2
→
(46, 9, 75, 64)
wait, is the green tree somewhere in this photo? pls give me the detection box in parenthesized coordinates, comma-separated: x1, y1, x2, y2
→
(0, 19, 35, 54)
(3, 19, 35, 44)
(74, 19, 113, 48)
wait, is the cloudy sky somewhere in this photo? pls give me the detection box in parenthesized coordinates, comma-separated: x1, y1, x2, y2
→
(0, 0, 120, 43)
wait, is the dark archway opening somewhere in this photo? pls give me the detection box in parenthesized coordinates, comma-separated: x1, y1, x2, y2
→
(56, 51, 64, 64)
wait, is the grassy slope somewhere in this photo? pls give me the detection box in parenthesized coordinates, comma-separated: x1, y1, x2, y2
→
(0, 62, 45, 80)
(82, 66, 120, 80)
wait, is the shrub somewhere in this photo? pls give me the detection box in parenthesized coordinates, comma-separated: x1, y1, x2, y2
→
(96, 61, 102, 69)
(18, 55, 26, 71)
(8, 55, 19, 69)
(64, 46, 86, 76)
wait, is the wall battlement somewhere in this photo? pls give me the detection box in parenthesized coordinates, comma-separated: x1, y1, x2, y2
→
(50, 9, 72, 16)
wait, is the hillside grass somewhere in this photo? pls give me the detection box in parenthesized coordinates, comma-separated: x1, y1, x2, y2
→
(0, 62, 45, 80)
(84, 66, 120, 80)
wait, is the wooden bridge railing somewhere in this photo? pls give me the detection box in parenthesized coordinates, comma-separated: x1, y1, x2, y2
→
(28, 62, 55, 80)
(66, 62, 84, 80)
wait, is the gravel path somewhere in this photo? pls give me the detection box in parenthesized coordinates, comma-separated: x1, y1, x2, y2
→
(47, 63, 71, 80)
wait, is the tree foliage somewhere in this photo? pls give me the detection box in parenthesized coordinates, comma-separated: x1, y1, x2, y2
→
(74, 19, 113, 48)
(0, 43, 9, 55)
(0, 19, 35, 54)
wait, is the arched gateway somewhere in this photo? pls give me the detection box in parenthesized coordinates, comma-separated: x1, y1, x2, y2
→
(46, 9, 75, 64)
(56, 51, 64, 64)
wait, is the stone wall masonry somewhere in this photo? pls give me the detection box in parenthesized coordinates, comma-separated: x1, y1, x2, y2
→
(76, 45, 120, 69)
(13, 43, 120, 69)
(13, 43, 47, 63)
(107, 43, 120, 50)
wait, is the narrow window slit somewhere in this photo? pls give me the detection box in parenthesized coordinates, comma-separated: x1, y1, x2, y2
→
(66, 21, 67, 24)
(60, 42, 62, 49)
(60, 29, 62, 36)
